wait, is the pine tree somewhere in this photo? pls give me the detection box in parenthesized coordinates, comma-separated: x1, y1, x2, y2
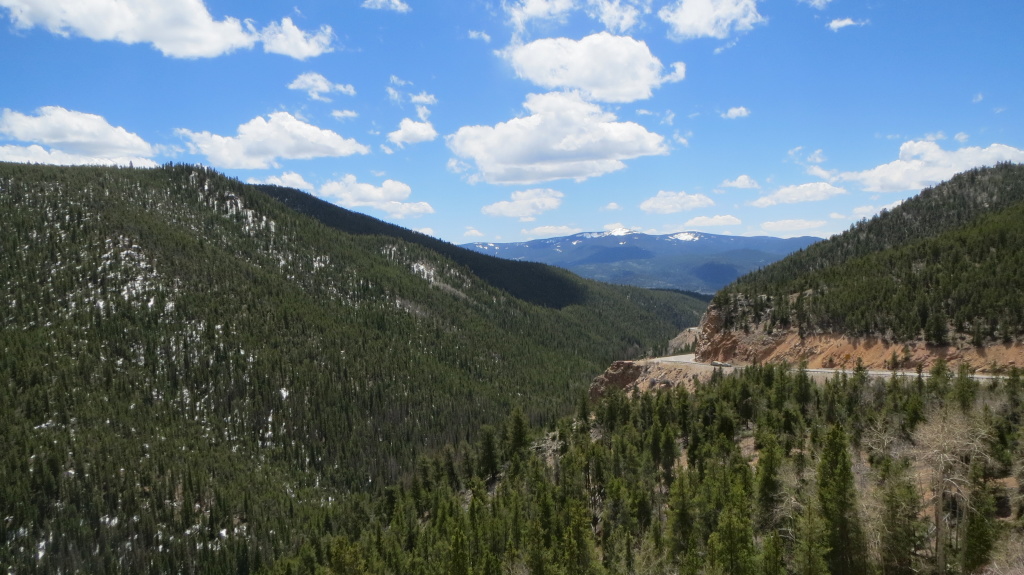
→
(817, 425, 867, 575)
(666, 471, 692, 563)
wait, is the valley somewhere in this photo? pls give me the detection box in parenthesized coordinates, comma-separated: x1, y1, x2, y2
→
(3, 162, 1024, 575)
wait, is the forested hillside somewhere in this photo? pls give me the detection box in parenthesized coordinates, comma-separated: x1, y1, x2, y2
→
(710, 163, 1024, 346)
(0, 162, 705, 573)
(271, 361, 1024, 575)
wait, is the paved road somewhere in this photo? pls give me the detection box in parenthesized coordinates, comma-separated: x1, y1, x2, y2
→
(650, 354, 1001, 381)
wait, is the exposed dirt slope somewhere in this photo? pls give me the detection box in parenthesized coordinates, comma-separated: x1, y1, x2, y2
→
(695, 303, 1024, 373)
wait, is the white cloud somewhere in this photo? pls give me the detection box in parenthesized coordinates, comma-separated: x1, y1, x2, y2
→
(288, 72, 355, 102)
(827, 18, 867, 32)
(798, 0, 831, 8)
(721, 106, 750, 119)
(639, 190, 715, 214)
(447, 91, 667, 184)
(468, 30, 491, 42)
(176, 111, 370, 169)
(386, 86, 402, 103)
(760, 219, 826, 234)
(955, 132, 969, 143)
(0, 0, 255, 57)
(1, 106, 153, 158)
(806, 148, 826, 163)
(410, 92, 438, 105)
(585, 0, 652, 33)
(260, 18, 333, 59)
(839, 140, 1024, 193)
(521, 224, 583, 238)
(684, 214, 741, 227)
(502, 32, 684, 103)
(332, 110, 359, 121)
(721, 174, 759, 188)
(0, 144, 157, 167)
(415, 227, 435, 236)
(482, 189, 564, 221)
(751, 182, 846, 207)
(658, 0, 764, 41)
(602, 202, 622, 210)
(972, 93, 984, 104)
(361, 0, 411, 13)
(387, 118, 438, 148)
(319, 174, 433, 218)
(247, 171, 314, 191)
(506, 0, 576, 32)
(0, 0, 334, 59)
(464, 226, 485, 237)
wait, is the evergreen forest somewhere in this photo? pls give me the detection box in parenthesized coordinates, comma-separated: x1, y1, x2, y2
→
(0, 162, 705, 573)
(270, 361, 1024, 575)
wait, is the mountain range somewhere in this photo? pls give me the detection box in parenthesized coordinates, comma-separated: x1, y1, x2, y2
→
(462, 229, 820, 293)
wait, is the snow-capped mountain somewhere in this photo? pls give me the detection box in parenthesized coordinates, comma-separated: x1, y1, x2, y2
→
(462, 229, 820, 293)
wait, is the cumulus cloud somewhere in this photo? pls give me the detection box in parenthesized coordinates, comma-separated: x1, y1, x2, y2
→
(288, 72, 355, 102)
(447, 91, 667, 184)
(361, 0, 411, 12)
(247, 171, 314, 191)
(721, 106, 750, 119)
(319, 174, 433, 218)
(602, 202, 622, 210)
(639, 190, 714, 214)
(332, 110, 358, 121)
(468, 30, 491, 42)
(502, 32, 684, 103)
(0, 0, 333, 59)
(0, 106, 158, 166)
(176, 111, 369, 169)
(827, 18, 867, 32)
(505, 0, 576, 32)
(260, 18, 333, 59)
(521, 224, 583, 238)
(658, 0, 764, 41)
(464, 226, 485, 237)
(482, 189, 564, 221)
(0, 144, 158, 167)
(1, 106, 153, 157)
(585, 0, 652, 33)
(798, 0, 831, 8)
(751, 182, 846, 207)
(838, 140, 1024, 193)
(721, 174, 759, 188)
(388, 118, 438, 148)
(684, 214, 741, 227)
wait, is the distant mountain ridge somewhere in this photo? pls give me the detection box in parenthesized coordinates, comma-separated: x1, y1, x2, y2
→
(463, 228, 820, 293)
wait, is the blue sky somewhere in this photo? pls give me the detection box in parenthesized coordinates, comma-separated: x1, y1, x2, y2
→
(2, 0, 1022, 243)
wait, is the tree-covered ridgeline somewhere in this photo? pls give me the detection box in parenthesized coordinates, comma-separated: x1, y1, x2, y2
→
(273, 362, 1024, 575)
(713, 163, 1024, 345)
(0, 161, 706, 573)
